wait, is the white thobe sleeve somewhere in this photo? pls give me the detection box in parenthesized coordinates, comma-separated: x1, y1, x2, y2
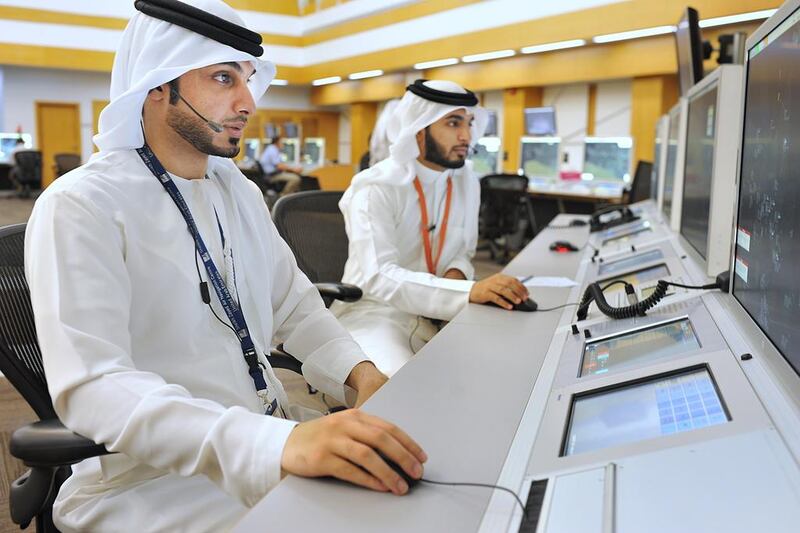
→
(26, 191, 293, 507)
(262, 201, 368, 405)
(347, 185, 475, 321)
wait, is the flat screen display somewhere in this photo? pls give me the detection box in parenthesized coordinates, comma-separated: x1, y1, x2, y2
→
(520, 138, 559, 178)
(470, 137, 501, 176)
(524, 107, 557, 136)
(663, 107, 682, 219)
(681, 85, 717, 260)
(264, 123, 277, 139)
(581, 318, 701, 376)
(484, 110, 498, 137)
(583, 137, 633, 182)
(733, 6, 800, 377)
(283, 122, 299, 138)
(598, 248, 665, 277)
(598, 263, 670, 293)
(675, 7, 704, 95)
(302, 139, 323, 166)
(563, 367, 728, 456)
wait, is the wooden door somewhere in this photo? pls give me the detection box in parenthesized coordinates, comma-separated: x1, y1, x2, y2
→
(36, 102, 81, 188)
(92, 99, 109, 153)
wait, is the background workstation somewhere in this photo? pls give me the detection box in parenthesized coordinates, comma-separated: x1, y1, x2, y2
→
(2, 0, 799, 532)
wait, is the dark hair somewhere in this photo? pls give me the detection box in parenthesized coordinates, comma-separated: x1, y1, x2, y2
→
(272, 135, 281, 144)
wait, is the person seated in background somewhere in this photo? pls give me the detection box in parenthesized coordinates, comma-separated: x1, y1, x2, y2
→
(24, 2, 425, 531)
(332, 80, 529, 376)
(259, 134, 303, 195)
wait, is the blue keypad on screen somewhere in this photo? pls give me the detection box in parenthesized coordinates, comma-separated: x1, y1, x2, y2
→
(656, 373, 727, 435)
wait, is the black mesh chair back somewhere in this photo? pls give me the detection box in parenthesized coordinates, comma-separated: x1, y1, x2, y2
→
(272, 191, 348, 284)
(480, 174, 530, 238)
(54, 153, 81, 177)
(628, 160, 654, 204)
(0, 223, 55, 421)
(13, 150, 42, 189)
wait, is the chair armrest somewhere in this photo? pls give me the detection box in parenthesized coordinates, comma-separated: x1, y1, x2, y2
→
(314, 282, 362, 302)
(10, 419, 110, 467)
(268, 349, 303, 375)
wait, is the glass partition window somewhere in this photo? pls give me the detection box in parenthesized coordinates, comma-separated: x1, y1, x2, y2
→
(563, 367, 728, 456)
(583, 137, 633, 182)
(301, 138, 325, 167)
(581, 318, 701, 376)
(733, 6, 800, 377)
(681, 86, 718, 260)
(470, 137, 501, 176)
(520, 137, 560, 178)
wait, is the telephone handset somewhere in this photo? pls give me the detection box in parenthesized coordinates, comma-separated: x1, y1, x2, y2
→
(589, 205, 640, 232)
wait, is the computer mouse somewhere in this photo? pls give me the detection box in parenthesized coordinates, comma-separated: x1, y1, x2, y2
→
(549, 240, 579, 252)
(378, 452, 420, 490)
(487, 298, 539, 312)
(569, 219, 588, 226)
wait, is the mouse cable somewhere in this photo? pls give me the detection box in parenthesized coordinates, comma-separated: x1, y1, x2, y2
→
(536, 302, 579, 312)
(419, 478, 528, 520)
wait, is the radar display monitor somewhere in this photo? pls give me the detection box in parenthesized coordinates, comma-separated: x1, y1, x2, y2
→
(680, 84, 718, 260)
(520, 137, 559, 178)
(662, 106, 681, 220)
(580, 318, 701, 377)
(583, 137, 633, 182)
(598, 263, 670, 293)
(733, 5, 800, 377)
(563, 367, 728, 456)
(598, 248, 665, 277)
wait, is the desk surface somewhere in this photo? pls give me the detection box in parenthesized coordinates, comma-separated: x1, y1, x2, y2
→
(233, 215, 592, 532)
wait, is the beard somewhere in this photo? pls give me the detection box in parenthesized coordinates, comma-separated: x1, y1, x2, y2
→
(166, 106, 240, 158)
(423, 128, 467, 169)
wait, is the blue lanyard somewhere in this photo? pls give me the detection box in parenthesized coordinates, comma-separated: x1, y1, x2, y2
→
(136, 145, 277, 416)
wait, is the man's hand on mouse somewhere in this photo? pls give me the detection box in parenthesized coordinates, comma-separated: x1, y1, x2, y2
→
(280, 409, 427, 495)
(469, 273, 529, 310)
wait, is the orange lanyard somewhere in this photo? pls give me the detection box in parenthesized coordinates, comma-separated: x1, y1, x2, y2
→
(413, 176, 453, 275)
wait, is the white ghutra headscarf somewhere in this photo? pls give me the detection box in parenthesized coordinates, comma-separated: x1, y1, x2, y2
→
(94, 0, 276, 153)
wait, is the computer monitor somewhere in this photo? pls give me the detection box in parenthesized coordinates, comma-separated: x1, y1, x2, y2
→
(484, 110, 498, 137)
(520, 137, 559, 178)
(680, 84, 717, 260)
(675, 7, 704, 95)
(282, 122, 299, 138)
(0, 133, 32, 164)
(582, 137, 633, 182)
(280, 138, 299, 165)
(264, 123, 277, 139)
(580, 317, 702, 377)
(470, 137, 501, 176)
(732, 2, 800, 378)
(653, 115, 670, 204)
(661, 100, 688, 231)
(562, 366, 729, 456)
(301, 137, 325, 167)
(597, 248, 665, 277)
(679, 65, 743, 277)
(524, 107, 557, 136)
(243, 138, 260, 161)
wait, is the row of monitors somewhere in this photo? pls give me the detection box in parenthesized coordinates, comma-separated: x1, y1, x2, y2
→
(651, 0, 800, 380)
(468, 136, 633, 181)
(244, 137, 326, 167)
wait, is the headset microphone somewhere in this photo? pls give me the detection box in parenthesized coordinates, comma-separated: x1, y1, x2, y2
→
(170, 86, 224, 133)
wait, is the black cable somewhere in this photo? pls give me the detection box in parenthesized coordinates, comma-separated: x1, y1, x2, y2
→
(194, 249, 239, 337)
(420, 478, 527, 519)
(600, 279, 632, 292)
(536, 302, 579, 312)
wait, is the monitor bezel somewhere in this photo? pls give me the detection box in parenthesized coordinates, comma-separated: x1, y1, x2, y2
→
(523, 106, 557, 136)
(679, 74, 721, 263)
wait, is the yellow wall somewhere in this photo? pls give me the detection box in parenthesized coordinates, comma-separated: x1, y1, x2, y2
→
(350, 102, 377, 168)
(502, 87, 542, 174)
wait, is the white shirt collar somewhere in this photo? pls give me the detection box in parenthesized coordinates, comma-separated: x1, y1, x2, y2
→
(413, 159, 451, 185)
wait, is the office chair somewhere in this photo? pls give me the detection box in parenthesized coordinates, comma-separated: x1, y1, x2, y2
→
(52, 154, 81, 179)
(11, 151, 42, 198)
(0, 223, 110, 532)
(626, 160, 654, 204)
(270, 191, 362, 380)
(479, 174, 537, 263)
